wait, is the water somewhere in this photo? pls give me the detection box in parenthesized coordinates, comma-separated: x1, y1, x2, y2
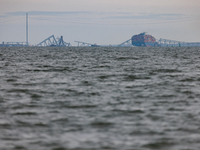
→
(0, 47, 200, 150)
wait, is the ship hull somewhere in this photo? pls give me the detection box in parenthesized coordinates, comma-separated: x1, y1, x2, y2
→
(132, 42, 155, 47)
(131, 33, 156, 47)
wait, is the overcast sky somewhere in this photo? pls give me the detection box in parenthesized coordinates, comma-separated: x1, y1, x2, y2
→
(0, 0, 200, 45)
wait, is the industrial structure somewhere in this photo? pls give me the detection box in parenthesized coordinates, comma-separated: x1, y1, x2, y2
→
(37, 35, 70, 47)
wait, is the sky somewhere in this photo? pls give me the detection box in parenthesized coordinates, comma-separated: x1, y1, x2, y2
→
(0, 0, 200, 46)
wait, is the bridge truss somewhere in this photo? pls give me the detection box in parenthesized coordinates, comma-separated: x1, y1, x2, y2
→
(37, 35, 70, 47)
(158, 38, 186, 47)
(118, 39, 133, 47)
(158, 38, 200, 47)
(74, 41, 92, 47)
(74, 41, 100, 47)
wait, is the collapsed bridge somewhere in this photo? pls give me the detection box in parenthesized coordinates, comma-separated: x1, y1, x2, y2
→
(36, 33, 200, 47)
(37, 35, 70, 47)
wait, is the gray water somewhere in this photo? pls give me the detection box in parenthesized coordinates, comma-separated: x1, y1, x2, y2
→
(0, 47, 200, 150)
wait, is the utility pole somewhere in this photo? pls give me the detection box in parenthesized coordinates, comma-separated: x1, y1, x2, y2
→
(26, 13, 28, 46)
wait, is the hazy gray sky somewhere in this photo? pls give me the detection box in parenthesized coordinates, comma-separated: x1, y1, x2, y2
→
(0, 0, 200, 45)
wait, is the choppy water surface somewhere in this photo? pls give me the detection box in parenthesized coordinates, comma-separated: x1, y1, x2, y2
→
(0, 47, 200, 150)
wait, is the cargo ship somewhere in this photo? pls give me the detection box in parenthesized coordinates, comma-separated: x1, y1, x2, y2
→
(132, 32, 156, 47)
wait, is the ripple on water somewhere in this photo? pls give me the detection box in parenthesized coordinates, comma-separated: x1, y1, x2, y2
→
(1, 47, 200, 150)
(90, 121, 113, 128)
(124, 75, 151, 81)
(143, 138, 176, 149)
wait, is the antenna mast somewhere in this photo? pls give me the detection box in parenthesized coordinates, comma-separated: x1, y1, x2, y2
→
(26, 13, 28, 46)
